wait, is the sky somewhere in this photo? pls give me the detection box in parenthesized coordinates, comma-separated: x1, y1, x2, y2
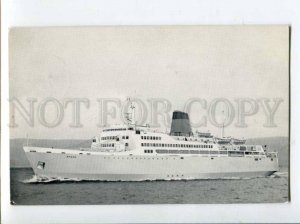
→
(9, 26, 289, 139)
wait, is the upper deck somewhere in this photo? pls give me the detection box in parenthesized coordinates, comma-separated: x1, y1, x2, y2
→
(90, 124, 276, 159)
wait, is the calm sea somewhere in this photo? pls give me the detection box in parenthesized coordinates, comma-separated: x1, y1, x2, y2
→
(10, 168, 289, 205)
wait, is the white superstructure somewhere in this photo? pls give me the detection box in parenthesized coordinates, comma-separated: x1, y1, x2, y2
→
(23, 105, 279, 181)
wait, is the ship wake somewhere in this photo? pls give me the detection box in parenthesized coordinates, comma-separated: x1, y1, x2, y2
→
(270, 171, 288, 178)
(22, 172, 287, 184)
(22, 175, 97, 184)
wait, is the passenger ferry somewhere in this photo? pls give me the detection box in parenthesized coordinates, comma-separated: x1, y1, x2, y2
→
(23, 102, 279, 181)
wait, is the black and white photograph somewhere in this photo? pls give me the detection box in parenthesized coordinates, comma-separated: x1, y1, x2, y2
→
(3, 0, 300, 223)
(9, 26, 289, 205)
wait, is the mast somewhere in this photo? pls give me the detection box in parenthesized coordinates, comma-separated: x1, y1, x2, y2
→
(125, 97, 136, 127)
(221, 109, 225, 138)
(221, 123, 224, 138)
(130, 100, 136, 127)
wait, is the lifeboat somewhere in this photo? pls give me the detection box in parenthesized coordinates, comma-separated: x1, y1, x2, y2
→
(214, 137, 231, 144)
(231, 138, 246, 145)
(196, 131, 213, 138)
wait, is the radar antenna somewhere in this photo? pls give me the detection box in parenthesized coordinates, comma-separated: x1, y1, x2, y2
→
(125, 97, 136, 127)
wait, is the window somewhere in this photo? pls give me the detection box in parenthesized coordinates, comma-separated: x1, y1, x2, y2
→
(210, 151, 218, 154)
(126, 136, 129, 139)
(229, 151, 244, 157)
(220, 151, 228, 154)
(199, 150, 209, 154)
(141, 143, 144, 146)
(156, 149, 168, 154)
(240, 146, 246, 151)
(190, 150, 199, 154)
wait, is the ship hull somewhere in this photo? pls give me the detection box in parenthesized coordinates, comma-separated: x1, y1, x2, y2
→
(24, 146, 279, 181)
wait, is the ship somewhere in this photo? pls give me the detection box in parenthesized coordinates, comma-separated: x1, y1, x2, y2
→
(23, 103, 279, 181)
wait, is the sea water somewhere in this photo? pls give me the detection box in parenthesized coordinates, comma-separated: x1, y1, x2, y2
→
(10, 168, 289, 205)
